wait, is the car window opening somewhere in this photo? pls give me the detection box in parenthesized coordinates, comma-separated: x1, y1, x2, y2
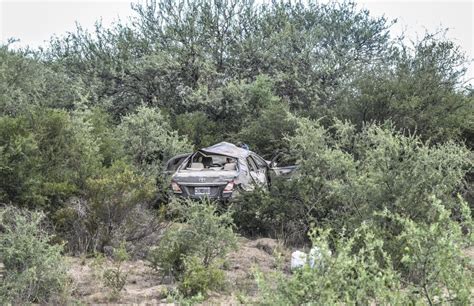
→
(184, 152, 238, 171)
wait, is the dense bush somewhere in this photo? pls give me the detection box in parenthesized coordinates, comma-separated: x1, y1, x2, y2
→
(148, 199, 237, 275)
(0, 44, 81, 116)
(178, 255, 225, 297)
(391, 197, 473, 303)
(256, 199, 473, 304)
(0, 109, 102, 211)
(0, 0, 473, 302)
(256, 225, 407, 305)
(117, 105, 192, 170)
(0, 206, 70, 304)
(54, 160, 157, 253)
(237, 99, 298, 159)
(342, 35, 473, 143)
(117, 105, 193, 202)
(173, 111, 218, 149)
(232, 180, 308, 243)
(235, 118, 472, 242)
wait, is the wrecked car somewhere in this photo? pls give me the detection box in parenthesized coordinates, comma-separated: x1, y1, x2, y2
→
(165, 142, 296, 200)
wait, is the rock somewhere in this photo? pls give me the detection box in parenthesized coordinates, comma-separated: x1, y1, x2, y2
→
(291, 250, 307, 270)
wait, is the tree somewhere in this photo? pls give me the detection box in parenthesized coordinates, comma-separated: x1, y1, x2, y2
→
(0, 44, 81, 116)
(117, 105, 192, 170)
(342, 33, 473, 142)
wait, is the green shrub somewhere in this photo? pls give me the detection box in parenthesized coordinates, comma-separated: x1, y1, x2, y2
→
(0, 116, 43, 206)
(54, 160, 157, 253)
(0, 206, 70, 304)
(390, 196, 473, 304)
(147, 223, 193, 276)
(232, 180, 309, 244)
(102, 242, 130, 300)
(173, 111, 218, 148)
(255, 197, 473, 304)
(256, 225, 408, 305)
(117, 105, 192, 170)
(147, 198, 237, 282)
(117, 105, 193, 204)
(83, 107, 124, 167)
(0, 109, 102, 211)
(0, 45, 81, 116)
(237, 99, 297, 159)
(238, 118, 472, 244)
(179, 256, 225, 297)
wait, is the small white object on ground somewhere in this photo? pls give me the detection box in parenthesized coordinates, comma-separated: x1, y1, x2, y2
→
(291, 247, 329, 270)
(291, 250, 308, 270)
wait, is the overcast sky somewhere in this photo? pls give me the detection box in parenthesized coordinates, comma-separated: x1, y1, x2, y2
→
(1, 0, 473, 84)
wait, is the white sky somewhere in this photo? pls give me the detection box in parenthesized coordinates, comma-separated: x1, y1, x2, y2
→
(0, 0, 473, 84)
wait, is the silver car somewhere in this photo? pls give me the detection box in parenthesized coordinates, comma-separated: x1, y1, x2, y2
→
(165, 142, 296, 200)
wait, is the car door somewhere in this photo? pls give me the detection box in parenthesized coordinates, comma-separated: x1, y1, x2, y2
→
(246, 156, 264, 188)
(268, 152, 297, 180)
(249, 154, 268, 187)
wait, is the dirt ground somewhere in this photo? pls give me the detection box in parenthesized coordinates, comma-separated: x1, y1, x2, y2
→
(67, 242, 474, 304)
(67, 237, 290, 304)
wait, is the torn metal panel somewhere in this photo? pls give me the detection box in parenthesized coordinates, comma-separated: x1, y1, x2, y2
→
(199, 141, 250, 159)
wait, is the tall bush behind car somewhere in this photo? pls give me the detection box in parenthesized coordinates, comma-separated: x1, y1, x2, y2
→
(117, 105, 193, 202)
(117, 105, 192, 170)
(234, 118, 472, 246)
(288, 118, 472, 236)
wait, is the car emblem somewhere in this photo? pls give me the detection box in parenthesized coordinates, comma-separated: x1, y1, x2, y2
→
(199, 178, 206, 182)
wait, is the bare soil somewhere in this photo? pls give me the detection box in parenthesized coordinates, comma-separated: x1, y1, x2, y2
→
(68, 242, 474, 304)
(67, 237, 290, 304)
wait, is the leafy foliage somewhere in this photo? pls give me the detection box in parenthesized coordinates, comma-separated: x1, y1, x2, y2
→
(0, 109, 102, 210)
(0, 0, 473, 303)
(0, 206, 70, 304)
(0, 45, 81, 116)
(54, 160, 157, 253)
(392, 197, 473, 304)
(173, 111, 218, 149)
(147, 198, 237, 277)
(102, 242, 130, 300)
(343, 34, 473, 142)
(179, 256, 225, 297)
(256, 225, 407, 305)
(117, 105, 192, 169)
(289, 118, 471, 237)
(256, 199, 473, 305)
(237, 94, 297, 159)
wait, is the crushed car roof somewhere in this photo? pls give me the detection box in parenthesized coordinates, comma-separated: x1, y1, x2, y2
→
(199, 142, 251, 159)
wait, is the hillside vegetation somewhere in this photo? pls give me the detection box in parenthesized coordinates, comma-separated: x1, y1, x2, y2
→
(0, 0, 473, 304)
